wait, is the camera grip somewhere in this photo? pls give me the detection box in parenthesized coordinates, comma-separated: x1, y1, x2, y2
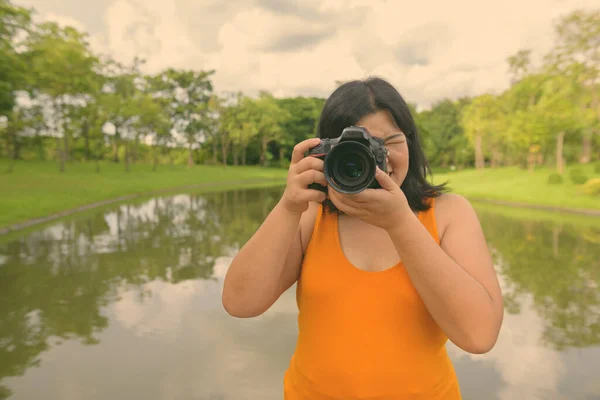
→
(308, 182, 328, 193)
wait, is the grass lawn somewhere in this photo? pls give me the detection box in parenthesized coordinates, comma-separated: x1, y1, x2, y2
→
(431, 163, 600, 212)
(1, 159, 599, 231)
(0, 159, 287, 229)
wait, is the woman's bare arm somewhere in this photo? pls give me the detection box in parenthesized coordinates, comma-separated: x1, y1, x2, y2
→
(222, 199, 318, 318)
(387, 194, 504, 354)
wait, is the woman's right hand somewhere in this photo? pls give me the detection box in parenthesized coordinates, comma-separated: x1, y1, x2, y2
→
(280, 138, 328, 215)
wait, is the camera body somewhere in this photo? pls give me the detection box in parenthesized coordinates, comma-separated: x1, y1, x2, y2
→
(306, 126, 388, 194)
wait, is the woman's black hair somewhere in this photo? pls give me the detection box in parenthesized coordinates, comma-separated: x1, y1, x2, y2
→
(316, 76, 449, 212)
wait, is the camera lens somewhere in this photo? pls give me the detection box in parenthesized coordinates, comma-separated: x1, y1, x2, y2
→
(337, 154, 364, 180)
(324, 141, 376, 194)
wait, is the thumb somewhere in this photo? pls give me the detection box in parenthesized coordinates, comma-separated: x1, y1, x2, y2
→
(375, 166, 398, 191)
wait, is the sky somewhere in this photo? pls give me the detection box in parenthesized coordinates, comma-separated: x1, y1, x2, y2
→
(16, 0, 599, 109)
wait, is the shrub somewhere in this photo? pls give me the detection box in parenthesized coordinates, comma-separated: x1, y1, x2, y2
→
(582, 178, 600, 196)
(548, 173, 563, 184)
(569, 167, 588, 184)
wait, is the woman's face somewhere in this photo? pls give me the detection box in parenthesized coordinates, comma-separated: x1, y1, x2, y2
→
(355, 109, 409, 188)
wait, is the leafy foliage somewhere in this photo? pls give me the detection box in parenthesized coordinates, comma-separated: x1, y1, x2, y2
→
(582, 177, 600, 195)
(0, 6, 598, 175)
(548, 172, 563, 184)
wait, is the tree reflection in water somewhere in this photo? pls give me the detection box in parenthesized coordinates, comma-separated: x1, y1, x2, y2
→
(0, 189, 598, 399)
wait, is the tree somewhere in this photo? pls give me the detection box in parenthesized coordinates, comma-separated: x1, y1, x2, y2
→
(460, 93, 506, 169)
(0, 0, 31, 116)
(507, 49, 532, 85)
(225, 95, 258, 166)
(276, 96, 324, 166)
(420, 99, 468, 168)
(135, 92, 170, 171)
(534, 68, 593, 174)
(202, 94, 225, 165)
(98, 57, 147, 170)
(501, 73, 549, 169)
(546, 9, 600, 163)
(22, 21, 101, 172)
(149, 68, 215, 167)
(253, 92, 290, 167)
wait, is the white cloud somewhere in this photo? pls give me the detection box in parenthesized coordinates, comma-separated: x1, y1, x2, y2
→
(90, 0, 203, 73)
(113, 279, 206, 340)
(447, 268, 566, 399)
(38, 11, 87, 32)
(33, 0, 600, 108)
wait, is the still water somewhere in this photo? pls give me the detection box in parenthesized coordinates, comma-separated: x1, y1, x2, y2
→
(1, 186, 599, 400)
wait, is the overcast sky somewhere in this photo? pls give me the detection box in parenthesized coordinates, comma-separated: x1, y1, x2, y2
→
(17, 0, 598, 109)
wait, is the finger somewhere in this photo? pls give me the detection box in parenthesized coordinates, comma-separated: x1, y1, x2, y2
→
(295, 169, 327, 187)
(329, 194, 356, 215)
(374, 166, 398, 191)
(331, 189, 370, 206)
(328, 190, 359, 210)
(299, 189, 328, 203)
(293, 155, 324, 174)
(291, 138, 322, 165)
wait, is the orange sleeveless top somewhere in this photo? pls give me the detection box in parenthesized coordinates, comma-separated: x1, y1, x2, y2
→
(283, 197, 462, 399)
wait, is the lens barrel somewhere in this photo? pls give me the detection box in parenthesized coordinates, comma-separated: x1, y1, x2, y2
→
(324, 141, 377, 194)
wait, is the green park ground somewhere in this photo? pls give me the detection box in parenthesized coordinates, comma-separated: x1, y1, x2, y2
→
(1, 160, 599, 232)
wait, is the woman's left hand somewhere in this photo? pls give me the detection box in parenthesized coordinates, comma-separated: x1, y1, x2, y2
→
(328, 167, 413, 231)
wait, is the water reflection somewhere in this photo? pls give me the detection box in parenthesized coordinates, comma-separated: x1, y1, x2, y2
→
(448, 205, 600, 400)
(0, 188, 599, 400)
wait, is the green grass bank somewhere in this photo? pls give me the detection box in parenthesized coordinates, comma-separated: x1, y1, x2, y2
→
(1, 160, 599, 233)
(432, 163, 600, 212)
(0, 160, 287, 230)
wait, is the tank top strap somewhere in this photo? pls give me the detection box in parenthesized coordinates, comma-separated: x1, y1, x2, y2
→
(307, 202, 336, 247)
(417, 196, 440, 245)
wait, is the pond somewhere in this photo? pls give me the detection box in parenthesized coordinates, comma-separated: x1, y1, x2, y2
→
(0, 186, 599, 400)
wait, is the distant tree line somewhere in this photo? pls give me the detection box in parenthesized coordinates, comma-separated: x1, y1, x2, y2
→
(1, 0, 599, 173)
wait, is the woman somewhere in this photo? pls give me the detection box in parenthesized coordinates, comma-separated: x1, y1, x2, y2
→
(222, 77, 504, 399)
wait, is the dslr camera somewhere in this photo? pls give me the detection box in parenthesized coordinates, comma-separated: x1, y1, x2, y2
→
(306, 126, 389, 194)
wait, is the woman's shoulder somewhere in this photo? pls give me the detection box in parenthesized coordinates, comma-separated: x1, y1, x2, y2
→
(432, 192, 472, 210)
(431, 193, 478, 241)
(298, 201, 322, 253)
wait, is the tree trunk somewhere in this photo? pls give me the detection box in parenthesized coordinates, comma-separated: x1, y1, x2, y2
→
(240, 145, 247, 165)
(82, 119, 90, 160)
(36, 132, 45, 161)
(260, 135, 269, 166)
(62, 120, 69, 163)
(212, 140, 218, 164)
(556, 131, 565, 174)
(474, 132, 484, 169)
(490, 149, 501, 168)
(188, 145, 195, 167)
(153, 145, 159, 172)
(124, 142, 130, 172)
(527, 152, 535, 172)
(133, 135, 140, 164)
(12, 132, 20, 161)
(55, 136, 65, 173)
(279, 147, 285, 168)
(112, 130, 120, 162)
(232, 144, 239, 165)
(580, 131, 592, 164)
(220, 134, 230, 165)
(60, 151, 66, 172)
